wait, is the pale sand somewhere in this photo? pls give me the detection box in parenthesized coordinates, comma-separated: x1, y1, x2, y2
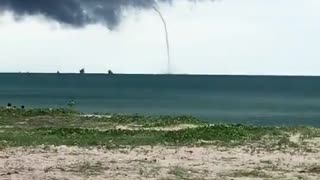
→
(1, 141, 320, 180)
(115, 124, 200, 131)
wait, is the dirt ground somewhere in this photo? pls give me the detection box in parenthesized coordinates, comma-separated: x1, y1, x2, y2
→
(1, 142, 320, 180)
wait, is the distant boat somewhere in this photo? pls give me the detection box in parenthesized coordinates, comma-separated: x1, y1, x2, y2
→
(108, 70, 114, 75)
(80, 69, 85, 74)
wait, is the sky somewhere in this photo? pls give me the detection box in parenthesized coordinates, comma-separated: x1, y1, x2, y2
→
(0, 0, 320, 75)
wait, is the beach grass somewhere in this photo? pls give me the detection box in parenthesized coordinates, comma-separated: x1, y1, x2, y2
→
(0, 107, 203, 128)
(1, 108, 320, 179)
(0, 108, 319, 148)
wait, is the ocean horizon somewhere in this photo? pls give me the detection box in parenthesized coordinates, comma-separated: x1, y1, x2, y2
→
(2, 72, 320, 77)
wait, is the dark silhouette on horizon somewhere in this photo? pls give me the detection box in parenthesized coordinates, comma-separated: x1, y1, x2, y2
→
(108, 70, 114, 75)
(79, 69, 85, 74)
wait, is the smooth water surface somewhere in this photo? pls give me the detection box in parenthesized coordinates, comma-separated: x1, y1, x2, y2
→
(1, 73, 320, 126)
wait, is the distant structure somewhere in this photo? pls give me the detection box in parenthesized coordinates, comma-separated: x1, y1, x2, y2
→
(108, 70, 114, 75)
(57, 71, 60, 74)
(79, 68, 85, 74)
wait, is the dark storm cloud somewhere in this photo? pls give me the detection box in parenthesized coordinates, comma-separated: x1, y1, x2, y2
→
(0, 0, 207, 29)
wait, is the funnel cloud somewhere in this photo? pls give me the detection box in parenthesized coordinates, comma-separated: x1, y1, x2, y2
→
(0, 0, 208, 29)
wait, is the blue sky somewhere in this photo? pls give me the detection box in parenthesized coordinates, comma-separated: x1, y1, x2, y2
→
(0, 0, 320, 75)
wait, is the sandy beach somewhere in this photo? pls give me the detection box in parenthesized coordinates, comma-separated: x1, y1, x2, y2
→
(0, 109, 320, 179)
(1, 142, 320, 180)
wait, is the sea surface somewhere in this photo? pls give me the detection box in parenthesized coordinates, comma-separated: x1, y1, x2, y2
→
(1, 73, 320, 127)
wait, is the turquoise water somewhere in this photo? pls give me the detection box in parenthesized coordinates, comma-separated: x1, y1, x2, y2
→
(1, 73, 320, 126)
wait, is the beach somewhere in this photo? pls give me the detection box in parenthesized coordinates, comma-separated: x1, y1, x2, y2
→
(0, 108, 320, 179)
(1, 143, 320, 180)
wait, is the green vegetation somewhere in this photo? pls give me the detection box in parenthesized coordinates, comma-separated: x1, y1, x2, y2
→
(67, 161, 105, 176)
(307, 166, 320, 174)
(0, 107, 76, 117)
(44, 161, 105, 176)
(0, 107, 202, 129)
(227, 169, 271, 178)
(167, 166, 203, 180)
(168, 166, 192, 180)
(0, 124, 318, 148)
(105, 114, 203, 128)
(0, 108, 319, 148)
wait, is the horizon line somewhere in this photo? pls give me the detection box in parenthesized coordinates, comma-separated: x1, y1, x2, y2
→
(0, 72, 320, 77)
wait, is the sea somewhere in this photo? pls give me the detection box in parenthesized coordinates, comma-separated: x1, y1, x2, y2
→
(1, 73, 320, 127)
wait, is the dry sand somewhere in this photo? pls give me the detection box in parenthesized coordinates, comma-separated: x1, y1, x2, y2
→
(1, 141, 320, 180)
(115, 124, 200, 131)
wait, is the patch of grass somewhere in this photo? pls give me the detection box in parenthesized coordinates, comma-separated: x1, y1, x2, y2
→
(0, 107, 77, 117)
(0, 108, 203, 129)
(276, 136, 299, 148)
(69, 161, 105, 176)
(0, 127, 166, 147)
(228, 169, 271, 178)
(139, 166, 162, 178)
(163, 124, 285, 145)
(304, 165, 320, 174)
(0, 108, 319, 148)
(260, 160, 273, 165)
(86, 114, 204, 128)
(45, 161, 106, 176)
(168, 166, 191, 180)
(0, 124, 317, 147)
(0, 108, 81, 129)
(289, 127, 320, 139)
